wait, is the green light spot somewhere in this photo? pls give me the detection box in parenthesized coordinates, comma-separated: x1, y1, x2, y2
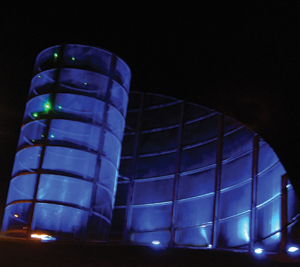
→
(44, 102, 51, 111)
(58, 105, 62, 109)
(41, 135, 44, 137)
(38, 75, 41, 78)
(72, 57, 75, 61)
(38, 154, 41, 157)
(33, 113, 38, 118)
(54, 53, 58, 58)
(84, 82, 87, 85)
(31, 140, 35, 142)
(50, 134, 54, 138)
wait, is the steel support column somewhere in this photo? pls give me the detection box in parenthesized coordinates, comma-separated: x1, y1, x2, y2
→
(170, 101, 185, 247)
(211, 114, 224, 248)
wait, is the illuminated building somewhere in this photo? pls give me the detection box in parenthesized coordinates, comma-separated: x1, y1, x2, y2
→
(1, 44, 131, 241)
(112, 92, 300, 253)
(1, 45, 300, 255)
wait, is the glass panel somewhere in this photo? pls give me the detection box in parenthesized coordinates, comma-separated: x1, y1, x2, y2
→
(86, 213, 110, 240)
(219, 181, 251, 219)
(107, 105, 125, 141)
(93, 185, 113, 220)
(175, 225, 213, 247)
(223, 116, 241, 134)
(6, 174, 36, 204)
(58, 68, 108, 98)
(130, 230, 170, 245)
(1, 203, 32, 232)
(132, 178, 174, 205)
(54, 93, 105, 124)
(181, 141, 217, 172)
(121, 134, 135, 156)
(183, 114, 219, 146)
(114, 183, 129, 207)
(130, 203, 172, 231)
(48, 119, 101, 151)
(110, 81, 128, 116)
(175, 194, 215, 228)
(12, 146, 42, 177)
(110, 208, 126, 234)
(256, 196, 281, 240)
(33, 45, 60, 74)
(103, 131, 121, 166)
(32, 203, 88, 238)
(177, 168, 215, 200)
(139, 127, 178, 154)
(114, 58, 131, 92)
(18, 120, 46, 149)
(42, 146, 97, 179)
(23, 94, 51, 122)
(136, 152, 176, 178)
(217, 212, 250, 248)
(29, 69, 56, 97)
(37, 174, 92, 208)
(258, 141, 280, 173)
(141, 103, 181, 130)
(118, 158, 133, 179)
(257, 163, 285, 206)
(255, 233, 281, 252)
(222, 127, 254, 160)
(221, 151, 252, 189)
(98, 157, 118, 193)
(64, 44, 112, 75)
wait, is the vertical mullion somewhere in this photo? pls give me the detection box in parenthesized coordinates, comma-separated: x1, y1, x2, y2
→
(122, 92, 144, 243)
(211, 113, 224, 248)
(170, 101, 185, 247)
(250, 134, 259, 251)
(88, 54, 116, 240)
(280, 173, 288, 254)
(26, 44, 65, 239)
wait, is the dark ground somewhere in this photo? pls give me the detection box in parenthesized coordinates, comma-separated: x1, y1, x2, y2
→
(0, 238, 300, 267)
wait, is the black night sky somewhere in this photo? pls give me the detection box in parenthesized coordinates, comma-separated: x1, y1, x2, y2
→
(0, 1, 299, 229)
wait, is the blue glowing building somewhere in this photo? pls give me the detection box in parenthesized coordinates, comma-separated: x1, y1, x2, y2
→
(1, 45, 299, 255)
(111, 92, 300, 253)
(1, 44, 131, 241)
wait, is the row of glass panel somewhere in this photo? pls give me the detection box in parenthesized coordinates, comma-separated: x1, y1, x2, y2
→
(29, 69, 128, 117)
(33, 44, 131, 92)
(2, 202, 110, 240)
(23, 93, 125, 141)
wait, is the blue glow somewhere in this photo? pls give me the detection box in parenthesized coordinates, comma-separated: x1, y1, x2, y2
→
(2, 44, 131, 241)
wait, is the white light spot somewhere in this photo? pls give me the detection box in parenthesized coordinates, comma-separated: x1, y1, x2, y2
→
(152, 240, 160, 245)
(254, 248, 263, 254)
(288, 246, 299, 252)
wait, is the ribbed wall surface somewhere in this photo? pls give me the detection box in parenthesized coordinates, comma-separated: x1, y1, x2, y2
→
(2, 44, 131, 241)
(112, 92, 300, 252)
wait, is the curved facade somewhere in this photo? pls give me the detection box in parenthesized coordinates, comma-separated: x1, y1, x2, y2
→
(112, 92, 300, 252)
(2, 44, 131, 241)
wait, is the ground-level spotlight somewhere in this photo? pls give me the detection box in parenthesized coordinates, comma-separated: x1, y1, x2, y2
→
(31, 234, 56, 242)
(207, 244, 212, 248)
(254, 248, 263, 254)
(287, 246, 299, 253)
(152, 240, 160, 245)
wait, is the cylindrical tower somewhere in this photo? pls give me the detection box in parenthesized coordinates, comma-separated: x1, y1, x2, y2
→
(1, 44, 131, 241)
